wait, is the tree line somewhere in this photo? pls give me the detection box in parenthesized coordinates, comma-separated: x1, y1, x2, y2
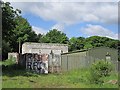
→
(1, 2, 119, 60)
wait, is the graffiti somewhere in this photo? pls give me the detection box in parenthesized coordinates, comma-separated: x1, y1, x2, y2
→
(26, 54, 48, 74)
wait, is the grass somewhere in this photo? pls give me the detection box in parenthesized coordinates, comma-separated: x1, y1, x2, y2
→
(2, 60, 119, 88)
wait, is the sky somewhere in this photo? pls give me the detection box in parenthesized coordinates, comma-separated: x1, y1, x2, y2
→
(7, 0, 118, 39)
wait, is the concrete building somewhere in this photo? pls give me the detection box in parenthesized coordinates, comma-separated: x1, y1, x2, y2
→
(22, 42, 68, 55)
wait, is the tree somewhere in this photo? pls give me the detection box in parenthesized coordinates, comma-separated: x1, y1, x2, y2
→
(69, 37, 85, 51)
(77, 37, 85, 49)
(69, 37, 77, 51)
(2, 2, 20, 41)
(40, 29, 69, 44)
(2, 2, 39, 60)
(37, 34, 43, 43)
(105, 40, 118, 49)
(40, 35, 50, 43)
(84, 43, 93, 49)
(85, 36, 103, 47)
(84, 36, 119, 49)
(2, 2, 21, 60)
(69, 36, 119, 51)
(11, 16, 38, 53)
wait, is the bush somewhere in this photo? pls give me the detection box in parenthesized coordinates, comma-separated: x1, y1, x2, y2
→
(2, 59, 25, 70)
(88, 60, 113, 84)
(2, 58, 16, 66)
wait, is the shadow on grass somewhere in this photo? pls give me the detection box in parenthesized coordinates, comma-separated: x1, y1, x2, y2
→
(2, 64, 40, 77)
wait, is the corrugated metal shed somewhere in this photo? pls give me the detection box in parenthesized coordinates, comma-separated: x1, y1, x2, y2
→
(61, 47, 118, 72)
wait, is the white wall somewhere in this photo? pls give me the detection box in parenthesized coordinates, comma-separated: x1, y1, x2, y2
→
(22, 42, 68, 54)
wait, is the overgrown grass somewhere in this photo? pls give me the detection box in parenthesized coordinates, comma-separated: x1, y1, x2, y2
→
(2, 60, 118, 88)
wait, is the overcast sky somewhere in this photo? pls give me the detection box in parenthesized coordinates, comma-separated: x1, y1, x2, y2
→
(7, 0, 118, 39)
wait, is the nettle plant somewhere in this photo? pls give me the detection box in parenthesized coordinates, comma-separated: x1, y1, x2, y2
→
(88, 59, 113, 84)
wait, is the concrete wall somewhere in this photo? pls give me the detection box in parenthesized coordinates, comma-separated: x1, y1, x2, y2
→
(22, 42, 68, 55)
(8, 53, 19, 64)
(25, 53, 49, 74)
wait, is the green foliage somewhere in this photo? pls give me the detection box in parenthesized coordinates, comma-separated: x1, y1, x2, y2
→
(88, 60, 113, 84)
(2, 58, 17, 71)
(40, 35, 50, 43)
(2, 2, 20, 41)
(2, 59, 15, 66)
(13, 16, 38, 42)
(2, 2, 39, 59)
(40, 29, 69, 44)
(2, 58, 26, 71)
(69, 37, 85, 51)
(2, 67, 118, 88)
(2, 60, 118, 88)
(2, 2, 21, 60)
(11, 16, 38, 52)
(69, 36, 118, 51)
(2, 40, 11, 60)
(84, 42, 93, 49)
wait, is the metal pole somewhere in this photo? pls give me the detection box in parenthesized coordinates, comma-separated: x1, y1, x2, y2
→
(19, 39, 20, 53)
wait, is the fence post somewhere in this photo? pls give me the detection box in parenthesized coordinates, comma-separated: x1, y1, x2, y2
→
(61, 54, 62, 72)
(50, 50, 54, 73)
(67, 55, 68, 71)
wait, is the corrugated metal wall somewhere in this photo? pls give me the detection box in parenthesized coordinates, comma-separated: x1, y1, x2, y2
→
(87, 47, 118, 71)
(61, 47, 118, 72)
(61, 51, 90, 71)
